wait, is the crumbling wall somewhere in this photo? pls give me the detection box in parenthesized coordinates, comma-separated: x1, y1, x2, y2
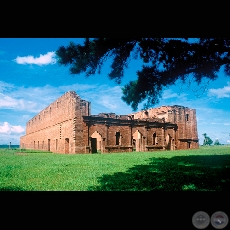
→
(130, 106, 170, 121)
(130, 105, 199, 150)
(20, 90, 198, 154)
(20, 91, 91, 153)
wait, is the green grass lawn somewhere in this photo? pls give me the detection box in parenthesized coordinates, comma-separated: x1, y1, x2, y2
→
(0, 145, 230, 191)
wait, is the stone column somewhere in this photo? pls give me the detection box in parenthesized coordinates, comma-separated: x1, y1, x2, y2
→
(172, 127, 175, 150)
(162, 126, 165, 150)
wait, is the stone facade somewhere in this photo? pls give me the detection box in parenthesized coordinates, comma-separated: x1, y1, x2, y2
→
(20, 91, 199, 154)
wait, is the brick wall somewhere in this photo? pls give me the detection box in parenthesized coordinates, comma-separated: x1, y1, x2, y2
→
(130, 105, 199, 150)
(20, 91, 91, 153)
(20, 92, 199, 154)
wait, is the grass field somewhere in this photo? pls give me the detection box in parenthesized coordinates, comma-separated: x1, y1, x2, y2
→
(0, 145, 230, 191)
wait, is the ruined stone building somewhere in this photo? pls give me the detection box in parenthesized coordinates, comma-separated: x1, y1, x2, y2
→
(20, 91, 199, 154)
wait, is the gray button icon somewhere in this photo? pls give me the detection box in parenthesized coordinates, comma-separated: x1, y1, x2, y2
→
(211, 211, 228, 229)
(192, 211, 210, 229)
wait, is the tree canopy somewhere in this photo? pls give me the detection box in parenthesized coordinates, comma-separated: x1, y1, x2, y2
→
(202, 133, 213, 146)
(214, 139, 221, 145)
(55, 38, 230, 111)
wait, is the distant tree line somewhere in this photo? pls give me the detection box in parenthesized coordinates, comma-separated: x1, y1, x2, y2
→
(202, 133, 222, 146)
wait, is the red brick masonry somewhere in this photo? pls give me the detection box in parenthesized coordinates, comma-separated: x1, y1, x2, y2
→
(20, 91, 199, 153)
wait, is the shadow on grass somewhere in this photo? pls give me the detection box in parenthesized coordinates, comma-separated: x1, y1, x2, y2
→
(0, 186, 25, 191)
(88, 155, 230, 191)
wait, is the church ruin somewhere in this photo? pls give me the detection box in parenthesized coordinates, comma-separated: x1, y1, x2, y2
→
(20, 91, 199, 154)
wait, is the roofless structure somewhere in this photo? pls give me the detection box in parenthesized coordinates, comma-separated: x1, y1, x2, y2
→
(20, 91, 199, 153)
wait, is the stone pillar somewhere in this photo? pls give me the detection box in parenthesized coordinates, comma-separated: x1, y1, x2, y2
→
(162, 126, 165, 150)
(172, 127, 175, 150)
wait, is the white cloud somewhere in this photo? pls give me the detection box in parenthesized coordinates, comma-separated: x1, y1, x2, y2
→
(208, 82, 230, 98)
(58, 83, 97, 92)
(81, 85, 132, 114)
(100, 96, 118, 110)
(14, 51, 56, 66)
(0, 92, 38, 111)
(210, 122, 230, 126)
(0, 122, 24, 134)
(22, 115, 31, 119)
(0, 93, 18, 107)
(0, 133, 23, 145)
(0, 80, 133, 115)
(162, 89, 181, 99)
(1, 79, 230, 145)
(0, 81, 14, 92)
(0, 82, 65, 113)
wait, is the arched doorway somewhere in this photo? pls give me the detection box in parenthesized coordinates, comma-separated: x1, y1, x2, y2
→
(91, 131, 102, 153)
(153, 133, 157, 145)
(48, 139, 50, 151)
(132, 130, 143, 152)
(65, 138, 69, 153)
(132, 139, 136, 151)
(165, 134, 171, 150)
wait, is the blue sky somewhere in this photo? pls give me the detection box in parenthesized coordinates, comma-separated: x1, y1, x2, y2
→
(0, 38, 230, 145)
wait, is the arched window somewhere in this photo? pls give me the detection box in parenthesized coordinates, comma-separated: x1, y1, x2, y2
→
(153, 133, 157, 145)
(186, 114, 189, 121)
(116, 132, 121, 145)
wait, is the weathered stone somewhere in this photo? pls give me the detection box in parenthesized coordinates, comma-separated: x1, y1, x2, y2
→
(20, 91, 199, 154)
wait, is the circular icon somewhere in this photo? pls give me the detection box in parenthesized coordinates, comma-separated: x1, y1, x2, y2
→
(192, 211, 210, 229)
(211, 211, 228, 229)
